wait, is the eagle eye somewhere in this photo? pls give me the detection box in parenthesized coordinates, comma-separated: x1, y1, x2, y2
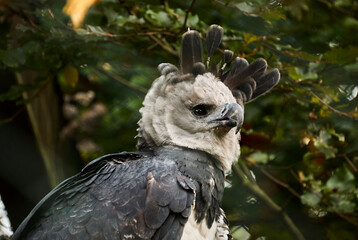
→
(192, 104, 210, 117)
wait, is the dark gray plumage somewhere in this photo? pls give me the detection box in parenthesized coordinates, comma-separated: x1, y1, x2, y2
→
(223, 50, 233, 65)
(181, 26, 280, 105)
(180, 30, 203, 74)
(192, 62, 206, 76)
(222, 58, 279, 104)
(206, 25, 223, 57)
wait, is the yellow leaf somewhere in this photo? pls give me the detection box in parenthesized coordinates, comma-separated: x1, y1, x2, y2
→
(298, 171, 305, 182)
(63, 0, 100, 29)
(63, 65, 78, 87)
(243, 33, 261, 45)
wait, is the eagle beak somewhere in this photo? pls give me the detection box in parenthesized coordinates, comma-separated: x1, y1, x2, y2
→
(208, 103, 243, 133)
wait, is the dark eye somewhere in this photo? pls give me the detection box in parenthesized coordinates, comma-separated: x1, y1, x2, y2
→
(192, 104, 209, 116)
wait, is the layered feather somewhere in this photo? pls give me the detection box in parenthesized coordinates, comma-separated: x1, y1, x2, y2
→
(180, 30, 203, 74)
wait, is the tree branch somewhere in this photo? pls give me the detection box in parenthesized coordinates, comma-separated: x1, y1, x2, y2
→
(105, 31, 176, 38)
(96, 68, 148, 94)
(251, 162, 301, 198)
(233, 163, 306, 240)
(0, 107, 25, 126)
(181, 0, 196, 32)
(341, 154, 358, 175)
(309, 90, 358, 121)
(336, 212, 358, 227)
(211, 0, 254, 14)
(148, 34, 178, 57)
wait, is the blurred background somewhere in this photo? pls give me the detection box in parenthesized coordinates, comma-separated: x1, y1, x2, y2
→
(0, 0, 357, 239)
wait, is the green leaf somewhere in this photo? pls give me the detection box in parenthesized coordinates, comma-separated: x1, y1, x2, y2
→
(235, 2, 255, 14)
(328, 194, 356, 213)
(63, 65, 79, 88)
(322, 46, 358, 65)
(0, 48, 26, 67)
(186, 14, 199, 27)
(115, 15, 145, 26)
(247, 151, 274, 164)
(286, 1, 309, 20)
(231, 227, 250, 240)
(301, 191, 322, 207)
(261, 9, 286, 21)
(103, 7, 120, 24)
(16, 24, 36, 33)
(0, 84, 36, 103)
(313, 130, 337, 159)
(130, 74, 148, 87)
(319, 105, 332, 118)
(145, 9, 172, 27)
(326, 165, 355, 192)
(87, 25, 106, 35)
(287, 67, 302, 81)
(327, 128, 345, 142)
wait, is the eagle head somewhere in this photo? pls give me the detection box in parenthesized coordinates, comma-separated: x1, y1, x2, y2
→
(137, 25, 280, 172)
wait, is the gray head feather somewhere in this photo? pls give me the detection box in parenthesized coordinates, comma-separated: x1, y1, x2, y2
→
(178, 25, 280, 105)
(206, 24, 224, 57)
(180, 30, 203, 74)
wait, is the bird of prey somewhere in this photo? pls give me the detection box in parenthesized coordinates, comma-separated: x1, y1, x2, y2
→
(11, 25, 280, 240)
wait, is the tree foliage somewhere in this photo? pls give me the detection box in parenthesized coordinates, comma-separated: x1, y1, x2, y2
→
(0, 0, 357, 239)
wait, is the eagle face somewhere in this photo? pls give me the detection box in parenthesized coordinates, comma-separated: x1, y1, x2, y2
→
(138, 68, 242, 171)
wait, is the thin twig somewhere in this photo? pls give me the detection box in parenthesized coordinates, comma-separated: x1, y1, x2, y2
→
(103, 31, 176, 38)
(316, 0, 356, 18)
(96, 68, 148, 94)
(147, 42, 160, 51)
(283, 74, 358, 121)
(181, 0, 196, 31)
(261, 42, 312, 63)
(3, 4, 39, 29)
(0, 107, 25, 125)
(211, 0, 253, 14)
(336, 212, 358, 227)
(239, 161, 257, 183)
(233, 163, 306, 240)
(309, 91, 358, 121)
(148, 35, 178, 56)
(290, 169, 302, 184)
(342, 154, 358, 174)
(252, 162, 301, 198)
(234, 163, 280, 212)
(47, 8, 175, 39)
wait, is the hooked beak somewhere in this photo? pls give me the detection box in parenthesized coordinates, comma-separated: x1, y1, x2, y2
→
(207, 102, 243, 133)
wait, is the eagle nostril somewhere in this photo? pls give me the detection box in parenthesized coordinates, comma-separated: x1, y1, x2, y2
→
(221, 104, 229, 116)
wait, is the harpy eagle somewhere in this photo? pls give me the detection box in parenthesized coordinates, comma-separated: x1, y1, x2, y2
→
(11, 25, 280, 240)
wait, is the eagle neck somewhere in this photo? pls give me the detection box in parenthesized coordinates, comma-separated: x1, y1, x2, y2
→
(154, 145, 225, 171)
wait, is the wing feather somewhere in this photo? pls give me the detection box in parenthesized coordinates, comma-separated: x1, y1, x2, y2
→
(12, 152, 195, 240)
